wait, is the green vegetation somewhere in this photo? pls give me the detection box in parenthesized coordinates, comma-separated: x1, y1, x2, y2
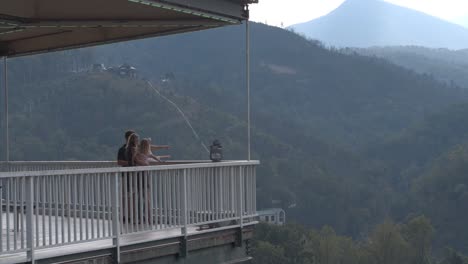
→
(253, 220, 468, 264)
(351, 46, 468, 89)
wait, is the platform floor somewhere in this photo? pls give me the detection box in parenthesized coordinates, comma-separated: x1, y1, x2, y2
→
(0, 212, 197, 264)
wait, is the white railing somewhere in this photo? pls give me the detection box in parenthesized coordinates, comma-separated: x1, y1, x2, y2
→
(0, 160, 217, 172)
(0, 161, 257, 261)
(0, 161, 117, 172)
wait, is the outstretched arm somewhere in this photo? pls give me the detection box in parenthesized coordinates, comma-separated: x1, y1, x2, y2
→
(151, 145, 170, 151)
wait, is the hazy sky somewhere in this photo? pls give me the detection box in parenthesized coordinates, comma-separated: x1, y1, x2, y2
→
(249, 0, 468, 27)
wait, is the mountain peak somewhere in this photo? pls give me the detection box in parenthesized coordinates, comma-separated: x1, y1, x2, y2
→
(290, 0, 468, 49)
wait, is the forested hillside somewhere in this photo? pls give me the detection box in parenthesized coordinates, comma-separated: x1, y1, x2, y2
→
(252, 222, 468, 264)
(92, 23, 468, 150)
(2, 22, 468, 256)
(350, 46, 468, 89)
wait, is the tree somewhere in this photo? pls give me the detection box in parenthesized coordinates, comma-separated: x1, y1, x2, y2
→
(402, 215, 434, 264)
(366, 220, 409, 264)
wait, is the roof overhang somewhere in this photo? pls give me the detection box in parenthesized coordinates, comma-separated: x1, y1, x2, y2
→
(0, 0, 257, 57)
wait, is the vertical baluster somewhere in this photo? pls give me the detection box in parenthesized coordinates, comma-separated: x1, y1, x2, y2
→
(247, 166, 251, 216)
(26, 177, 34, 262)
(90, 175, 95, 239)
(129, 172, 134, 233)
(111, 172, 121, 264)
(168, 171, 173, 227)
(67, 175, 72, 243)
(20, 177, 25, 249)
(79, 174, 84, 241)
(186, 171, 192, 225)
(158, 172, 163, 230)
(101, 174, 105, 237)
(48, 176, 52, 246)
(231, 167, 235, 218)
(149, 171, 154, 230)
(139, 171, 143, 231)
(0, 179, 3, 252)
(238, 166, 244, 228)
(64, 175, 70, 242)
(219, 167, 223, 221)
(134, 172, 139, 232)
(143, 171, 149, 230)
(85, 175, 89, 241)
(222, 167, 226, 220)
(162, 171, 168, 229)
(107, 174, 112, 237)
(61, 175, 65, 244)
(72, 175, 77, 243)
(216, 167, 221, 221)
(253, 166, 257, 214)
(198, 169, 202, 223)
(197, 169, 201, 224)
(173, 170, 177, 227)
(35, 177, 39, 247)
(176, 170, 181, 227)
(213, 167, 217, 222)
(13, 178, 17, 250)
(6, 179, 10, 251)
(211, 168, 215, 222)
(181, 169, 187, 239)
(124, 172, 129, 234)
(96, 174, 101, 238)
(54, 176, 59, 245)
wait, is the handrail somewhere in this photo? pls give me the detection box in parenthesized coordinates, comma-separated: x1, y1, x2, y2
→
(0, 160, 260, 178)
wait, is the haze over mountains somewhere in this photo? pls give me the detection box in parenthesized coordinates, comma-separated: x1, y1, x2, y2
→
(290, 0, 468, 49)
(455, 15, 468, 28)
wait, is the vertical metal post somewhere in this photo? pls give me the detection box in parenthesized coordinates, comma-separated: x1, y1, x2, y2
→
(180, 169, 188, 258)
(236, 166, 244, 247)
(238, 167, 244, 228)
(26, 177, 35, 263)
(111, 173, 120, 263)
(246, 20, 251, 161)
(3, 57, 9, 162)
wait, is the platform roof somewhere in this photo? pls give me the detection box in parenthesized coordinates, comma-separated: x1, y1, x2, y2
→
(0, 0, 254, 57)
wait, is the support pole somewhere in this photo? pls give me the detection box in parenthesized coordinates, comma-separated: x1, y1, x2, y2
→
(3, 57, 8, 162)
(246, 19, 251, 161)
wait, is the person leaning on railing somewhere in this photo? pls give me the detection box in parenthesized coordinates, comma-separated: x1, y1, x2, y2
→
(138, 138, 171, 164)
(117, 130, 171, 167)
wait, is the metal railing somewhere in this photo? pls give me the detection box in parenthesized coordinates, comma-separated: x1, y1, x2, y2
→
(0, 160, 258, 261)
(0, 161, 117, 172)
(0, 160, 217, 172)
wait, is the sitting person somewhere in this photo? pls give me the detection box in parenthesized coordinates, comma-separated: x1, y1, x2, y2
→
(138, 138, 171, 164)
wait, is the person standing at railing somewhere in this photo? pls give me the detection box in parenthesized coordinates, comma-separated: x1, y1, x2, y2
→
(117, 130, 135, 167)
(138, 138, 171, 164)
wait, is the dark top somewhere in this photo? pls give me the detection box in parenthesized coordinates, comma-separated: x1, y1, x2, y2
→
(118, 144, 127, 163)
(126, 146, 137, 167)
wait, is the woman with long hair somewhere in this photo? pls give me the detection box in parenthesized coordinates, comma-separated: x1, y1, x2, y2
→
(125, 133, 147, 166)
(138, 138, 170, 164)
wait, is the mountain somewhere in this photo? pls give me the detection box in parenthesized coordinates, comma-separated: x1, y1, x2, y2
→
(89, 23, 468, 150)
(289, 0, 468, 49)
(349, 46, 468, 88)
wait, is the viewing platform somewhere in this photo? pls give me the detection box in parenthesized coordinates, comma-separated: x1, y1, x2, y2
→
(0, 160, 258, 263)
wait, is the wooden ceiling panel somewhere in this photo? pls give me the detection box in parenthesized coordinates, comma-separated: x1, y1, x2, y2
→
(0, 0, 251, 57)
